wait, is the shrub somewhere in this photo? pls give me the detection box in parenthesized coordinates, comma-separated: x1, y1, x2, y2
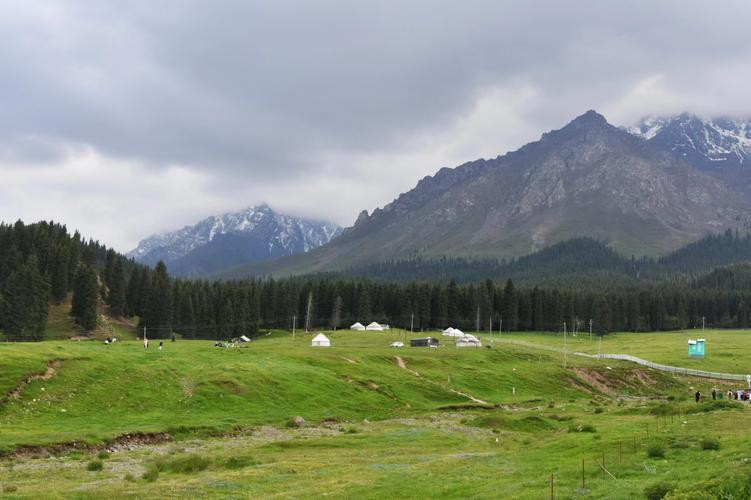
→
(86, 460, 103, 471)
(644, 480, 674, 500)
(701, 437, 720, 450)
(223, 455, 259, 470)
(142, 468, 159, 482)
(647, 444, 666, 459)
(124, 473, 135, 482)
(97, 451, 110, 460)
(154, 454, 210, 474)
(568, 424, 597, 433)
(669, 440, 690, 449)
(3, 485, 18, 493)
(594, 407, 604, 414)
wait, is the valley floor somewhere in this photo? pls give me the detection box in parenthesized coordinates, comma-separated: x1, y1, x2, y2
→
(3, 330, 751, 498)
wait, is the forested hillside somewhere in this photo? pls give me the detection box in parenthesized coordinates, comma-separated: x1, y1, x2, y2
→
(3, 222, 751, 342)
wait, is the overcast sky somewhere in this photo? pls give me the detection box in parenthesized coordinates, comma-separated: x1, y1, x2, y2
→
(2, 0, 750, 252)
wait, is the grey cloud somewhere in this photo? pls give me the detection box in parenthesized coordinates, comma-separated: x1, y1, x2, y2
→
(1, 0, 751, 248)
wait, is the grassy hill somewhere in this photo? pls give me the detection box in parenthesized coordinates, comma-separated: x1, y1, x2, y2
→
(4, 330, 751, 497)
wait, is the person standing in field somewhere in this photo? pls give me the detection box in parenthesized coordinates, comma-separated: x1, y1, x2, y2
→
(159, 340, 163, 351)
(695, 390, 701, 403)
(144, 337, 149, 349)
(712, 388, 717, 400)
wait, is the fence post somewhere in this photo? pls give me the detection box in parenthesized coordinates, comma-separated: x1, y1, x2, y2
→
(582, 458, 585, 489)
(550, 473, 554, 499)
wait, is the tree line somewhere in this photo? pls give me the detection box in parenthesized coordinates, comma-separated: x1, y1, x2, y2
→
(2, 221, 751, 341)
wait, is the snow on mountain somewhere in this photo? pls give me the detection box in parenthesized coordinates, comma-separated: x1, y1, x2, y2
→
(128, 204, 341, 275)
(628, 114, 751, 169)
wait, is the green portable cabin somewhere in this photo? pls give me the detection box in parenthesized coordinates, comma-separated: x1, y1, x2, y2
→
(688, 338, 705, 358)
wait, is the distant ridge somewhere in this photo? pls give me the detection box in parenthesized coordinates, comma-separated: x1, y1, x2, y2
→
(128, 205, 341, 277)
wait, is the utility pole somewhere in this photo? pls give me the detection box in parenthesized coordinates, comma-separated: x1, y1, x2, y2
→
(143, 326, 147, 340)
(499, 317, 503, 337)
(589, 318, 593, 340)
(304, 292, 313, 333)
(488, 316, 492, 335)
(476, 305, 480, 333)
(410, 313, 414, 333)
(292, 315, 296, 339)
(702, 316, 705, 331)
(563, 321, 568, 369)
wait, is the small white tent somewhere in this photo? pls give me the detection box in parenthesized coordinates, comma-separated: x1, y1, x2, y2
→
(311, 333, 330, 347)
(443, 328, 464, 337)
(366, 322, 384, 331)
(456, 335, 481, 347)
(350, 322, 366, 331)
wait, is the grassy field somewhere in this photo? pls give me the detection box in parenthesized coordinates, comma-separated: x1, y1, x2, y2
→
(486, 329, 751, 374)
(3, 329, 751, 498)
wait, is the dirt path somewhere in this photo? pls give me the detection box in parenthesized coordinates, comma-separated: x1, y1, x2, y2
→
(338, 355, 357, 364)
(395, 356, 420, 377)
(449, 389, 489, 405)
(394, 356, 489, 404)
(7, 360, 62, 400)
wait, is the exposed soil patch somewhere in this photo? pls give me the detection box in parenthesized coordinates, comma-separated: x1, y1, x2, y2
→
(6, 360, 62, 401)
(2, 432, 172, 460)
(571, 367, 616, 396)
(449, 389, 489, 405)
(395, 356, 420, 377)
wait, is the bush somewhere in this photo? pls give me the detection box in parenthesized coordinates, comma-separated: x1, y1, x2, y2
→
(701, 437, 720, 450)
(154, 454, 210, 474)
(223, 455, 259, 470)
(3, 485, 18, 493)
(97, 451, 110, 460)
(124, 473, 135, 482)
(644, 480, 674, 499)
(647, 444, 666, 459)
(568, 424, 597, 433)
(86, 460, 103, 471)
(594, 407, 604, 414)
(142, 468, 159, 482)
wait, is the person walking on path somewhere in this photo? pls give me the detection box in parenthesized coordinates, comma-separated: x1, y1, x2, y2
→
(695, 390, 701, 403)
(712, 388, 717, 400)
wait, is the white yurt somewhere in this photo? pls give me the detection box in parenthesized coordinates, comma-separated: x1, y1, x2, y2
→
(442, 327, 455, 336)
(350, 322, 366, 331)
(450, 328, 465, 337)
(311, 333, 330, 347)
(366, 322, 384, 331)
(456, 334, 482, 347)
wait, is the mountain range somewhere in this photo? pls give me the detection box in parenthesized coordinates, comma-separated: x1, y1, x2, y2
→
(218, 110, 751, 279)
(128, 205, 341, 277)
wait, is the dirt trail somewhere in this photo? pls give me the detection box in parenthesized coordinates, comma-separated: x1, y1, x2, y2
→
(394, 356, 488, 405)
(395, 356, 420, 377)
(449, 389, 489, 405)
(338, 355, 357, 364)
(7, 360, 62, 400)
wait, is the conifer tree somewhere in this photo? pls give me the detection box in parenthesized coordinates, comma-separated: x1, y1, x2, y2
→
(71, 264, 99, 331)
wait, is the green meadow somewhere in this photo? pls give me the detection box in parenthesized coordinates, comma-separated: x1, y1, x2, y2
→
(3, 329, 751, 498)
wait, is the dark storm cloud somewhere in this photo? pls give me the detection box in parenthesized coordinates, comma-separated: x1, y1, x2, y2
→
(1, 0, 750, 250)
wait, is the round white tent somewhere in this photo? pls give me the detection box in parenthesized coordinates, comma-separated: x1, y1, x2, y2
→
(366, 322, 384, 331)
(311, 333, 330, 347)
(350, 322, 366, 331)
(442, 327, 455, 336)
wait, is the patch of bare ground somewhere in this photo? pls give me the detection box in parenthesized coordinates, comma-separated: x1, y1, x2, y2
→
(2, 432, 172, 460)
(395, 356, 420, 377)
(571, 367, 616, 396)
(6, 360, 62, 401)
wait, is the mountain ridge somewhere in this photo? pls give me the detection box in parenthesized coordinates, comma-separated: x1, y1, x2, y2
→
(128, 205, 341, 277)
(221, 110, 751, 279)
